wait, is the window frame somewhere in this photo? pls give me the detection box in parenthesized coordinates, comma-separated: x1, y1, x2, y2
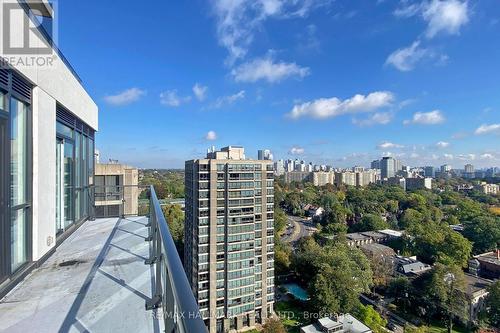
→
(0, 71, 33, 281)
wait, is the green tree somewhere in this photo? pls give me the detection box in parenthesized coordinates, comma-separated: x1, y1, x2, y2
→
(305, 242, 373, 314)
(437, 230, 473, 267)
(352, 214, 389, 232)
(310, 267, 341, 313)
(463, 215, 500, 254)
(262, 318, 286, 333)
(399, 208, 425, 229)
(274, 242, 291, 275)
(161, 204, 185, 255)
(485, 280, 500, 327)
(426, 264, 468, 333)
(407, 220, 472, 267)
(274, 206, 287, 236)
(355, 304, 387, 333)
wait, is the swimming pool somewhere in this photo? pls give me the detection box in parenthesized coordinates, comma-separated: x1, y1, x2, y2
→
(283, 283, 309, 301)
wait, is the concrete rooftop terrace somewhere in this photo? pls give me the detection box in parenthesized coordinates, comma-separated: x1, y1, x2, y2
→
(0, 216, 162, 333)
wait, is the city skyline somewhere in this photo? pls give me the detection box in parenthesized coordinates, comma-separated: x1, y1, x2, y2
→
(57, 1, 499, 168)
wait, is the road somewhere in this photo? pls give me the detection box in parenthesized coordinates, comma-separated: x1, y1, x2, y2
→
(281, 215, 318, 246)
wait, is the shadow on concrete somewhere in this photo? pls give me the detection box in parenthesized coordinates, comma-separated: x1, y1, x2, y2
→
(110, 243, 147, 261)
(116, 227, 147, 240)
(58, 218, 155, 332)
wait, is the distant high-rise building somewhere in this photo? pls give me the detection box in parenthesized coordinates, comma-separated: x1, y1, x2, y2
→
(298, 160, 306, 172)
(406, 177, 433, 191)
(185, 146, 275, 333)
(441, 164, 452, 173)
(285, 159, 294, 172)
(313, 171, 333, 186)
(424, 166, 435, 178)
(94, 162, 139, 217)
(395, 159, 403, 172)
(353, 166, 364, 173)
(307, 162, 314, 172)
(274, 159, 285, 176)
(486, 167, 499, 177)
(381, 157, 396, 179)
(257, 149, 273, 161)
(371, 159, 381, 169)
(465, 164, 474, 173)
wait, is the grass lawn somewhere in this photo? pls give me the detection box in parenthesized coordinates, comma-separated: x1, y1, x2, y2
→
(275, 300, 311, 333)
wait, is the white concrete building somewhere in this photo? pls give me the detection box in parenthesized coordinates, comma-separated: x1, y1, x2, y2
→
(313, 171, 334, 186)
(0, 0, 98, 296)
(274, 159, 285, 176)
(300, 314, 372, 333)
(477, 182, 499, 195)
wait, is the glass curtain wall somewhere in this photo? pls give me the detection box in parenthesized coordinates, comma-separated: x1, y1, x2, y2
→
(55, 111, 94, 236)
(0, 91, 7, 282)
(63, 139, 74, 229)
(10, 97, 29, 272)
(0, 70, 32, 281)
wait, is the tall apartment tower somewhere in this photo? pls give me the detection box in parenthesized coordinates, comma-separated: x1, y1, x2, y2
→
(380, 156, 396, 179)
(185, 146, 275, 333)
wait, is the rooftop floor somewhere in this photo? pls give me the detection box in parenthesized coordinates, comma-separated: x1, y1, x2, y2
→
(0, 216, 161, 333)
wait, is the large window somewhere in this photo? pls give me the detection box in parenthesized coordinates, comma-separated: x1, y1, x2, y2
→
(56, 105, 95, 234)
(0, 91, 4, 110)
(10, 97, 30, 271)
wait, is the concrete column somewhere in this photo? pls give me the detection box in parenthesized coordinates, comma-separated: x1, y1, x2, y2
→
(223, 318, 230, 332)
(236, 315, 244, 330)
(249, 313, 255, 328)
(209, 161, 219, 333)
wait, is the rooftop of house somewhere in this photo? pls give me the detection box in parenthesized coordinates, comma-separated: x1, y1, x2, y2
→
(394, 255, 432, 276)
(378, 229, 403, 238)
(359, 243, 396, 257)
(475, 251, 500, 267)
(300, 314, 372, 333)
(360, 231, 387, 239)
(464, 274, 493, 297)
(346, 233, 370, 241)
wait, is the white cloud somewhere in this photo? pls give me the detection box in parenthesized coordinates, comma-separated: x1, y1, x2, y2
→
(436, 141, 450, 148)
(475, 123, 500, 135)
(231, 55, 310, 83)
(377, 141, 404, 149)
(404, 110, 445, 125)
(443, 153, 454, 160)
(385, 40, 432, 71)
(410, 152, 420, 158)
(352, 112, 394, 127)
(480, 153, 494, 160)
(423, 0, 469, 38)
(205, 130, 217, 141)
(211, 90, 246, 109)
(457, 153, 476, 161)
(393, 0, 469, 38)
(160, 90, 191, 107)
(193, 83, 208, 101)
(394, 3, 422, 18)
(287, 91, 394, 119)
(211, 0, 332, 64)
(289, 146, 305, 155)
(104, 88, 146, 106)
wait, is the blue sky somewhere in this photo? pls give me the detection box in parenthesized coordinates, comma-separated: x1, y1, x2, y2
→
(57, 0, 499, 168)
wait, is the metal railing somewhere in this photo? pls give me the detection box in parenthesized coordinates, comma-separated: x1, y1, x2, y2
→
(145, 185, 208, 333)
(88, 184, 206, 331)
(89, 184, 150, 218)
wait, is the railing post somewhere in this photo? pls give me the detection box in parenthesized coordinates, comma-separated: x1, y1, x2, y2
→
(145, 193, 156, 263)
(146, 187, 163, 310)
